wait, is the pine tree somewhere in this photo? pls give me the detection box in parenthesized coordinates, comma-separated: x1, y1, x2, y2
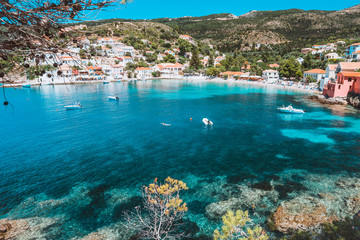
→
(190, 49, 201, 69)
(208, 55, 214, 67)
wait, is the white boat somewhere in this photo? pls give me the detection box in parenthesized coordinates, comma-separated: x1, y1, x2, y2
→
(202, 118, 213, 126)
(22, 84, 31, 88)
(277, 105, 305, 114)
(65, 102, 82, 110)
(108, 96, 119, 100)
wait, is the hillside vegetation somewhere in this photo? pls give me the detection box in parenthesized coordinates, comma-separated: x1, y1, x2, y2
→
(152, 5, 360, 51)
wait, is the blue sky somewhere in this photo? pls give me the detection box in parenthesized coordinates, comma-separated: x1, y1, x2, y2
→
(94, 0, 357, 20)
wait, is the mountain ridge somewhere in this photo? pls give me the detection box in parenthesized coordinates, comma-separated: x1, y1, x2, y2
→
(79, 4, 360, 52)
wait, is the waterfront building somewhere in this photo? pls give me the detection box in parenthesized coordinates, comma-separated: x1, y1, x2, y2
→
(323, 72, 360, 98)
(320, 64, 337, 90)
(111, 64, 125, 79)
(219, 71, 251, 79)
(153, 63, 184, 77)
(262, 69, 279, 82)
(135, 67, 152, 79)
(303, 69, 326, 82)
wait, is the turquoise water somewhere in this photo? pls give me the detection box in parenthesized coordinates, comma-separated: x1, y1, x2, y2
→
(1, 80, 360, 239)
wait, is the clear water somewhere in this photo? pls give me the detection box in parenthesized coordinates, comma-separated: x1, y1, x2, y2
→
(1, 80, 360, 239)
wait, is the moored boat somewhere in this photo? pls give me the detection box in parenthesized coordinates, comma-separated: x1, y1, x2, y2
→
(22, 84, 31, 88)
(277, 105, 305, 114)
(65, 102, 82, 110)
(108, 96, 119, 100)
(202, 118, 213, 126)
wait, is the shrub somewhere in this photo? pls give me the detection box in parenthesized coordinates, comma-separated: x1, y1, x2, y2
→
(125, 177, 188, 240)
(213, 210, 269, 240)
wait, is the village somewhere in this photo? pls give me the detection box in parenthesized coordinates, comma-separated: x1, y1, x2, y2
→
(7, 32, 360, 108)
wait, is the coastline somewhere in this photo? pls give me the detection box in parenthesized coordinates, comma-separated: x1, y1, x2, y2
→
(1, 76, 321, 96)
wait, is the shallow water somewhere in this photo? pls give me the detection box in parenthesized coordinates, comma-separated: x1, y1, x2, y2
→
(1, 80, 360, 238)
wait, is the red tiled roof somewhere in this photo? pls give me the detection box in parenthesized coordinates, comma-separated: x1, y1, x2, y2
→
(339, 72, 360, 77)
(269, 63, 280, 68)
(135, 67, 152, 71)
(305, 69, 326, 74)
(220, 71, 243, 76)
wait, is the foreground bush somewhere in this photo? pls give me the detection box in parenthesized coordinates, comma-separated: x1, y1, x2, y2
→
(125, 177, 188, 240)
(213, 210, 269, 240)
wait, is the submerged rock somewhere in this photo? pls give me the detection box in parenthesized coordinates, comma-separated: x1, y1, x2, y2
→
(0, 217, 57, 240)
(347, 91, 360, 109)
(205, 198, 242, 220)
(81, 232, 107, 240)
(270, 196, 338, 234)
(346, 196, 360, 215)
(0, 219, 28, 240)
(226, 173, 256, 184)
(251, 181, 273, 191)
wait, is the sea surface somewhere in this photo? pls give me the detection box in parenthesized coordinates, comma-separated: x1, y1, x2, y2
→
(1, 79, 360, 239)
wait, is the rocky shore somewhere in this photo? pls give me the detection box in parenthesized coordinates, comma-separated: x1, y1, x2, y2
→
(307, 94, 348, 105)
(0, 217, 57, 240)
(347, 91, 360, 109)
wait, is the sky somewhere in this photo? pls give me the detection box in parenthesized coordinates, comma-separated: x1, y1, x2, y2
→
(94, 0, 358, 20)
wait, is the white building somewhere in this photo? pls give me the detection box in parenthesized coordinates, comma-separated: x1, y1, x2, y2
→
(179, 35, 194, 44)
(262, 69, 279, 82)
(116, 56, 133, 64)
(351, 50, 360, 61)
(320, 64, 337, 90)
(296, 57, 304, 65)
(135, 67, 152, 79)
(324, 52, 340, 60)
(102, 64, 125, 80)
(97, 38, 115, 46)
(303, 69, 326, 82)
(153, 63, 184, 76)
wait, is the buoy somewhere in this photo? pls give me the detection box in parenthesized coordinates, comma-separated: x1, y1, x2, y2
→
(190, 118, 192, 121)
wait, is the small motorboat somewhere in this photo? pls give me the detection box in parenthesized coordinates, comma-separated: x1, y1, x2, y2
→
(108, 96, 119, 100)
(202, 118, 213, 126)
(103, 81, 109, 84)
(161, 123, 171, 126)
(22, 83, 31, 88)
(65, 102, 82, 110)
(277, 105, 305, 114)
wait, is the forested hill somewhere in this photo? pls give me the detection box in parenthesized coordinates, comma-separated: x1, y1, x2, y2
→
(151, 5, 360, 52)
(78, 4, 360, 52)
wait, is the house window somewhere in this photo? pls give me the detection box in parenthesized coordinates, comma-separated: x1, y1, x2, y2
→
(350, 85, 352, 90)
(338, 85, 341, 89)
(348, 78, 352, 82)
